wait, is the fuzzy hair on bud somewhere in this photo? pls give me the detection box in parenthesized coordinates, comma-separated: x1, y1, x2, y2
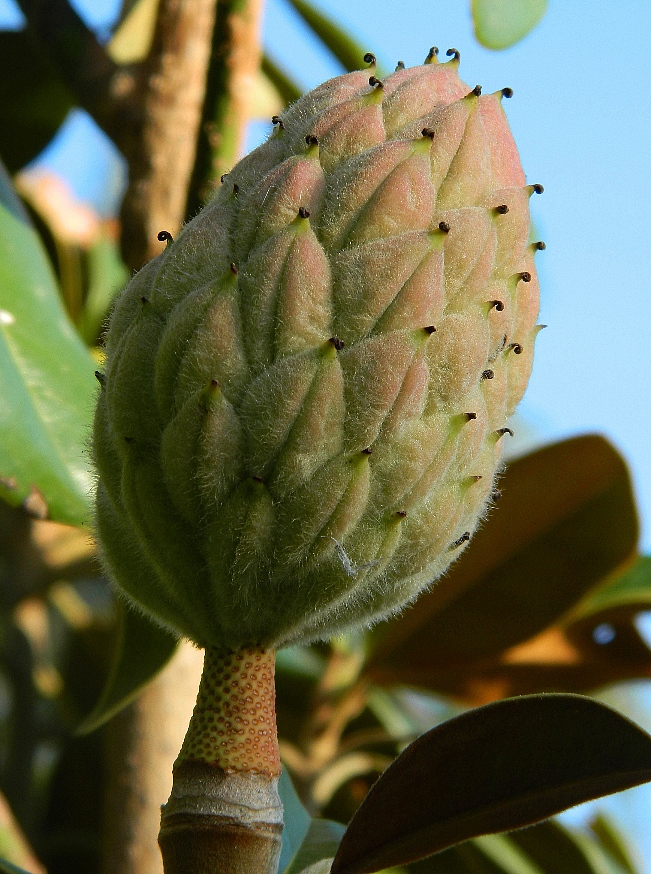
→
(94, 56, 541, 650)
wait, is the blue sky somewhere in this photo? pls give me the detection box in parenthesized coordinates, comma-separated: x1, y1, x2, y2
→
(2, 0, 651, 862)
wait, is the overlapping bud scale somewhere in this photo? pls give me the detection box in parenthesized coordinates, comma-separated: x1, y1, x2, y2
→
(94, 56, 542, 650)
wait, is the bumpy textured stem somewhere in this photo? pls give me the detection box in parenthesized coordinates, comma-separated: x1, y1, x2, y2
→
(159, 647, 283, 874)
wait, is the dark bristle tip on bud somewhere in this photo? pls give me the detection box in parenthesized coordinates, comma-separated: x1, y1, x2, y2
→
(422, 127, 435, 139)
(305, 134, 319, 147)
(438, 221, 450, 233)
(362, 447, 373, 455)
(534, 241, 546, 251)
(271, 115, 284, 128)
(509, 343, 523, 354)
(446, 48, 460, 60)
(363, 52, 376, 65)
(424, 325, 436, 335)
(519, 271, 532, 283)
(230, 262, 238, 274)
(95, 370, 106, 387)
(426, 47, 439, 61)
(124, 436, 135, 444)
(157, 230, 173, 244)
(532, 183, 544, 194)
(369, 76, 383, 88)
(501, 87, 514, 98)
(491, 489, 502, 502)
(470, 475, 482, 482)
(140, 295, 149, 305)
(329, 336, 345, 351)
(298, 206, 311, 219)
(465, 412, 477, 421)
(471, 85, 482, 96)
(450, 532, 471, 550)
(252, 475, 264, 484)
(396, 510, 407, 517)
(495, 204, 509, 215)
(497, 427, 514, 438)
(490, 300, 505, 311)
(396, 60, 405, 70)
(220, 173, 228, 184)
(232, 183, 240, 196)
(481, 370, 495, 380)
(209, 378, 220, 388)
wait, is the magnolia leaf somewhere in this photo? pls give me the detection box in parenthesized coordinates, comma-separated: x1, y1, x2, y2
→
(330, 695, 651, 874)
(508, 819, 626, 874)
(0, 159, 96, 526)
(279, 769, 313, 873)
(77, 602, 178, 733)
(285, 0, 375, 73)
(284, 819, 347, 874)
(574, 556, 651, 618)
(366, 436, 638, 695)
(0, 31, 74, 172)
(589, 814, 638, 874)
(471, 0, 548, 50)
(107, 0, 160, 64)
(261, 55, 303, 106)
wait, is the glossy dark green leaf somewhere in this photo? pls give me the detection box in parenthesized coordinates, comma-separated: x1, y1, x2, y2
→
(0, 159, 97, 526)
(471, 0, 548, 50)
(279, 769, 312, 873)
(285, 0, 374, 73)
(284, 819, 347, 874)
(0, 30, 74, 172)
(77, 602, 178, 733)
(366, 436, 638, 694)
(330, 695, 651, 874)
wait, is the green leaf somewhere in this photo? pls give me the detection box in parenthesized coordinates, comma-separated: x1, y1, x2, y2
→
(0, 159, 97, 526)
(77, 602, 178, 733)
(77, 233, 128, 346)
(0, 31, 74, 172)
(366, 436, 639, 698)
(284, 819, 347, 874)
(471, 835, 545, 874)
(279, 769, 312, 873)
(471, 0, 548, 50)
(576, 557, 651, 618)
(589, 814, 639, 874)
(107, 0, 160, 63)
(330, 695, 651, 874)
(284, 0, 375, 73)
(508, 820, 627, 874)
(261, 54, 303, 106)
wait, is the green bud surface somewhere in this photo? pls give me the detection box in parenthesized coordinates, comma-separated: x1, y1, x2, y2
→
(94, 56, 542, 650)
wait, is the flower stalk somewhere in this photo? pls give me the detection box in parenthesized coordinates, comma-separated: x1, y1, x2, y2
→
(158, 647, 283, 874)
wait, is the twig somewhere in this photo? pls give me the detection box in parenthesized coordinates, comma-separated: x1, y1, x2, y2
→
(118, 0, 219, 270)
(185, 0, 265, 217)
